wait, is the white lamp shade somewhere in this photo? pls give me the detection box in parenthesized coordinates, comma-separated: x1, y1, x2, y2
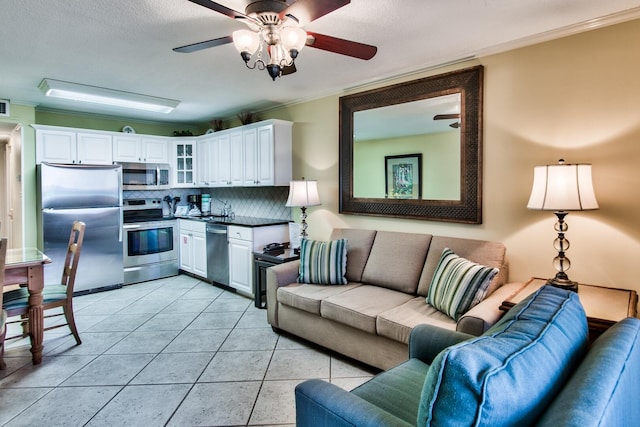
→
(280, 27, 307, 52)
(527, 162, 599, 211)
(286, 180, 321, 208)
(232, 29, 260, 54)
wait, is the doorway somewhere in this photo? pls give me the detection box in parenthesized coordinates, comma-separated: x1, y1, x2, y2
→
(0, 121, 23, 248)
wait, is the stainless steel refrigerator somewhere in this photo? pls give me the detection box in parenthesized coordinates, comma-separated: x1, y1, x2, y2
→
(39, 162, 124, 294)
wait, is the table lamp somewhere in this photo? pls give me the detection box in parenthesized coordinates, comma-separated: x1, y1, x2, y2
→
(527, 159, 599, 292)
(286, 179, 321, 244)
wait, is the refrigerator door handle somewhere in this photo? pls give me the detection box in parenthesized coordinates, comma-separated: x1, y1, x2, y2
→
(119, 213, 123, 242)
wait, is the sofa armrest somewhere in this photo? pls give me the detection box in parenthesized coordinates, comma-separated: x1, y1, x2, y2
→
(295, 379, 414, 427)
(408, 323, 474, 364)
(456, 282, 525, 335)
(266, 260, 300, 327)
(536, 318, 640, 427)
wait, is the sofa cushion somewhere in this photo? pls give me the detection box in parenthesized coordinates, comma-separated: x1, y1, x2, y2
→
(418, 285, 589, 427)
(298, 238, 348, 285)
(330, 228, 377, 282)
(361, 231, 432, 294)
(277, 283, 362, 315)
(426, 248, 499, 320)
(377, 297, 456, 344)
(321, 285, 415, 334)
(417, 236, 506, 297)
(351, 358, 430, 425)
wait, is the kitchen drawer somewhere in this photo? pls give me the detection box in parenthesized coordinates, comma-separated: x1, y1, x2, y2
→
(228, 225, 252, 241)
(179, 219, 206, 233)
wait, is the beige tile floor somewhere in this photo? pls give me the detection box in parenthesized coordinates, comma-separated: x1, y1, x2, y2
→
(0, 274, 378, 426)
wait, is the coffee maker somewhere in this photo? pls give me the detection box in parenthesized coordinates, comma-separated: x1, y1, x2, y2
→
(186, 194, 202, 215)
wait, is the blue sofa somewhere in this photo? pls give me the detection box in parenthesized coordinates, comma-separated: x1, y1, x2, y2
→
(295, 285, 640, 426)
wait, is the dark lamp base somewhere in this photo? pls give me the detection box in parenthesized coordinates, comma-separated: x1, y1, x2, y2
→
(546, 277, 579, 293)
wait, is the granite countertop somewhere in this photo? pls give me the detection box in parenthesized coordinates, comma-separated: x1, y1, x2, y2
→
(173, 215, 290, 228)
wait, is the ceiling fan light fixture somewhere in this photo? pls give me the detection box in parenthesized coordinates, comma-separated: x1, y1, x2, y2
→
(178, 0, 377, 81)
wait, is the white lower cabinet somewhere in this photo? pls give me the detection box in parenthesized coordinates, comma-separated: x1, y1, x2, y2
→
(228, 224, 289, 296)
(179, 219, 207, 278)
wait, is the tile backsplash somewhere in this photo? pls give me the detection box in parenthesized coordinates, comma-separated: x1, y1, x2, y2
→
(124, 186, 291, 220)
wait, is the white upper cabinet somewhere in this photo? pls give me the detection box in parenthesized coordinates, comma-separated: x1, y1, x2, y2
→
(35, 126, 113, 165)
(113, 135, 168, 163)
(229, 130, 244, 186)
(208, 131, 242, 187)
(112, 135, 142, 162)
(172, 138, 197, 187)
(142, 137, 169, 163)
(195, 119, 292, 188)
(242, 120, 291, 186)
(197, 137, 212, 187)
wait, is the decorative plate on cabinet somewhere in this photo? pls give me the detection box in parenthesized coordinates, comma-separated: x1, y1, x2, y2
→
(122, 125, 136, 134)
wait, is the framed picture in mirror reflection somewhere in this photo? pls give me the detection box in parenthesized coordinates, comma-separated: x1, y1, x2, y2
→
(385, 153, 422, 199)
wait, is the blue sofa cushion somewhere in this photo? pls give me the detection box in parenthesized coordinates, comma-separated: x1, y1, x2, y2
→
(351, 358, 429, 424)
(418, 285, 589, 427)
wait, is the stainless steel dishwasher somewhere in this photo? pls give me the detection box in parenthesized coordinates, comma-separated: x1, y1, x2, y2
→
(206, 223, 229, 286)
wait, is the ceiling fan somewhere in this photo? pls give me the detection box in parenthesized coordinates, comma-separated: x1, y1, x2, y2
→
(434, 113, 460, 129)
(174, 0, 378, 80)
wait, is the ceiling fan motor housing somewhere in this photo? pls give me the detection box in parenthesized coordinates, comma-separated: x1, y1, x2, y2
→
(246, 0, 288, 17)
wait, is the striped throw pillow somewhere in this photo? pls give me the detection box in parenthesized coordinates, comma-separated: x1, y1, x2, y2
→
(298, 239, 348, 285)
(427, 248, 499, 320)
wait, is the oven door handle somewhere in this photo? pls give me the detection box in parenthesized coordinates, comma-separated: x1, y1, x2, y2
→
(123, 224, 142, 229)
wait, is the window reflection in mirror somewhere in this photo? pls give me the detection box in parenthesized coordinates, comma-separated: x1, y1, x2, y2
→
(352, 93, 461, 200)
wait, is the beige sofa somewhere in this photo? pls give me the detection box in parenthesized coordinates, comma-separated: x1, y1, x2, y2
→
(267, 228, 520, 370)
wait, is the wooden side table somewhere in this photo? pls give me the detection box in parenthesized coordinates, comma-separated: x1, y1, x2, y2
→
(500, 277, 638, 339)
(253, 249, 300, 309)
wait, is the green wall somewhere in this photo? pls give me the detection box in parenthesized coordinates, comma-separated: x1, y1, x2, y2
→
(353, 131, 460, 199)
(35, 110, 206, 136)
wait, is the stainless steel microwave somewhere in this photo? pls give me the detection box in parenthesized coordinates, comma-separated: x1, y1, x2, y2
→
(120, 162, 170, 190)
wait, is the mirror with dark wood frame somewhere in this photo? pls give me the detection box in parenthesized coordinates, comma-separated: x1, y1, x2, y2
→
(339, 65, 484, 223)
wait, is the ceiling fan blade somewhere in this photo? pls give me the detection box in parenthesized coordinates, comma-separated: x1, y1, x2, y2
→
(173, 35, 233, 53)
(306, 32, 377, 60)
(281, 63, 297, 76)
(434, 114, 460, 120)
(187, 0, 248, 19)
(281, 0, 350, 25)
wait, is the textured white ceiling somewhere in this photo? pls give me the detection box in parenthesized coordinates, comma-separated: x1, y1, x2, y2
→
(1, 0, 640, 124)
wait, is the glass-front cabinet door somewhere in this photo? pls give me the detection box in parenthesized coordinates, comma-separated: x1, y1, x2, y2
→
(172, 139, 196, 187)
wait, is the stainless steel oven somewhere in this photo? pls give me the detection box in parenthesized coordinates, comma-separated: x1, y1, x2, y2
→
(123, 198, 178, 284)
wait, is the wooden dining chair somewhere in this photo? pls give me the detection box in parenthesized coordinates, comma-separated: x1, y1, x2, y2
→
(3, 221, 86, 346)
(0, 237, 8, 369)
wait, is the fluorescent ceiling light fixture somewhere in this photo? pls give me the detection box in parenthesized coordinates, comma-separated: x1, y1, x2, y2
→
(38, 79, 180, 114)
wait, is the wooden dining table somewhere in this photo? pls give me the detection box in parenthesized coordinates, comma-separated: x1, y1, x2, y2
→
(3, 247, 51, 365)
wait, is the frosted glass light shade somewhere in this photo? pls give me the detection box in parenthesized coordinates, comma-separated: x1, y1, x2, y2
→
(280, 27, 307, 52)
(233, 29, 260, 54)
(286, 180, 320, 208)
(527, 162, 599, 211)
